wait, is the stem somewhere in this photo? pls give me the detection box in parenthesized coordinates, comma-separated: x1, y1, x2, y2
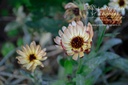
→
(95, 26, 106, 52)
(76, 57, 82, 74)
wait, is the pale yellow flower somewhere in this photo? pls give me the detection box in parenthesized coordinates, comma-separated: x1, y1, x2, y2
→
(109, 0, 128, 15)
(16, 41, 47, 72)
(54, 21, 93, 60)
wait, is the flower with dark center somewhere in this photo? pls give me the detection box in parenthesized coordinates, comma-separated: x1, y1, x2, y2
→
(72, 8, 80, 16)
(71, 36, 84, 49)
(118, 0, 125, 7)
(16, 41, 47, 72)
(64, 2, 86, 22)
(99, 7, 122, 25)
(29, 54, 36, 61)
(54, 21, 93, 60)
(109, 0, 128, 15)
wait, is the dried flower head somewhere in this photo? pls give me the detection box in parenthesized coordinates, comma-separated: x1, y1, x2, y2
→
(109, 0, 128, 15)
(99, 7, 122, 25)
(54, 21, 93, 60)
(64, 2, 86, 22)
(16, 41, 47, 72)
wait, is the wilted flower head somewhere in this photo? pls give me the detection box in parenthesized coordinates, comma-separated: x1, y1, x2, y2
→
(54, 21, 93, 60)
(109, 0, 128, 15)
(99, 7, 122, 25)
(16, 41, 47, 72)
(64, 2, 86, 22)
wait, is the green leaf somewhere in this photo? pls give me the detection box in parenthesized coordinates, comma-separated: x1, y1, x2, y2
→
(26, 17, 65, 35)
(1, 9, 8, 16)
(104, 33, 120, 37)
(83, 52, 119, 75)
(1, 42, 15, 57)
(51, 80, 66, 85)
(85, 68, 102, 85)
(20, 70, 34, 78)
(76, 74, 85, 85)
(4, 21, 20, 32)
(93, 0, 109, 7)
(76, 64, 85, 74)
(108, 57, 128, 72)
(17, 38, 23, 46)
(7, 28, 19, 37)
(64, 60, 73, 74)
(59, 58, 66, 67)
(99, 38, 122, 52)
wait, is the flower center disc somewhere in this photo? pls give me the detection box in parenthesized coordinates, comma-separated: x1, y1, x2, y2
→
(73, 8, 80, 16)
(29, 54, 36, 61)
(107, 15, 112, 20)
(71, 36, 84, 49)
(118, 0, 125, 7)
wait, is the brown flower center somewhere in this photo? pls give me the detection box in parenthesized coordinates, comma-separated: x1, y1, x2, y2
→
(71, 36, 84, 49)
(107, 15, 112, 20)
(73, 8, 80, 16)
(29, 54, 36, 61)
(118, 0, 125, 7)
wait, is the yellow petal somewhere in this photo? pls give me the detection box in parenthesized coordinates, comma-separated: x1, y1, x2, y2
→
(79, 52, 84, 58)
(16, 50, 26, 57)
(30, 41, 36, 53)
(26, 62, 33, 70)
(72, 53, 78, 60)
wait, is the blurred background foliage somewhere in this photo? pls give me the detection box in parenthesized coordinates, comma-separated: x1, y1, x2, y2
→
(0, 0, 128, 85)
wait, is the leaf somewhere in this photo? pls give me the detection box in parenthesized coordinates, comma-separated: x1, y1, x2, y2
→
(83, 52, 119, 75)
(93, 0, 109, 7)
(76, 74, 85, 85)
(59, 58, 66, 67)
(99, 38, 122, 52)
(104, 33, 120, 37)
(20, 70, 34, 78)
(1, 42, 15, 56)
(85, 68, 102, 85)
(26, 17, 65, 35)
(17, 38, 23, 46)
(51, 80, 66, 85)
(64, 60, 73, 74)
(4, 21, 20, 32)
(22, 26, 31, 44)
(108, 57, 128, 72)
(7, 28, 19, 37)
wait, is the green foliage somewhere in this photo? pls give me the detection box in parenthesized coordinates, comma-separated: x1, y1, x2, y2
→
(26, 17, 65, 35)
(6, 28, 20, 37)
(108, 57, 128, 72)
(1, 0, 128, 85)
(1, 9, 9, 16)
(17, 38, 23, 46)
(1, 42, 15, 57)
(64, 60, 73, 74)
(99, 38, 122, 52)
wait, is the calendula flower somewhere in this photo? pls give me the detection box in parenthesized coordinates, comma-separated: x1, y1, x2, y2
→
(16, 41, 47, 72)
(109, 0, 128, 15)
(64, 2, 86, 22)
(99, 7, 122, 25)
(54, 21, 93, 60)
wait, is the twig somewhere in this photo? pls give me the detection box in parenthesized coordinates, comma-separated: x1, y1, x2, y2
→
(45, 45, 57, 51)
(47, 49, 63, 57)
(0, 76, 6, 82)
(0, 49, 15, 66)
(11, 78, 26, 85)
(0, 72, 28, 79)
(0, 16, 15, 21)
